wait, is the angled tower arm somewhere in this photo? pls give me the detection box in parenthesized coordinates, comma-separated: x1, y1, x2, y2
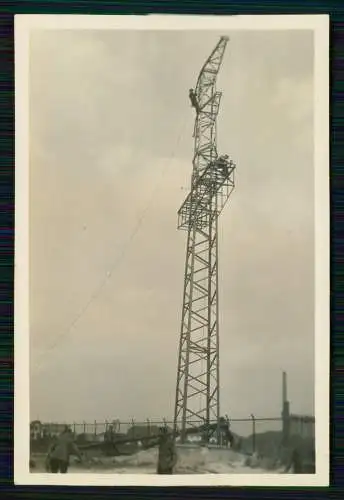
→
(195, 36, 229, 106)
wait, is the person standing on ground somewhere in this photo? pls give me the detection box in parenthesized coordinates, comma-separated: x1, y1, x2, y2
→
(157, 427, 177, 474)
(46, 426, 83, 473)
(291, 448, 303, 473)
(285, 447, 303, 473)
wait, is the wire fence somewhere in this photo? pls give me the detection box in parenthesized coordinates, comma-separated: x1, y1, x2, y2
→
(31, 414, 315, 456)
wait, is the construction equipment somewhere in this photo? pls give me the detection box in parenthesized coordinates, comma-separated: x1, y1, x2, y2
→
(174, 36, 237, 443)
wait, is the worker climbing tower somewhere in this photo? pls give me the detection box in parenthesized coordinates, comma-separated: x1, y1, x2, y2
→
(174, 36, 236, 443)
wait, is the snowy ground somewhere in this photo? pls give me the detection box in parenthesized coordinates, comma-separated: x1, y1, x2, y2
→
(31, 445, 286, 474)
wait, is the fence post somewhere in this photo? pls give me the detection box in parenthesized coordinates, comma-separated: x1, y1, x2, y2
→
(105, 420, 108, 432)
(83, 421, 86, 434)
(132, 418, 135, 438)
(251, 414, 256, 454)
(147, 418, 151, 436)
(94, 420, 97, 437)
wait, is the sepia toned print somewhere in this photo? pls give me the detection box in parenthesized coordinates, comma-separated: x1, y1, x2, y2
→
(14, 14, 329, 486)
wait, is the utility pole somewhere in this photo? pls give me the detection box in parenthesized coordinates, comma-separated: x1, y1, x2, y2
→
(174, 36, 237, 444)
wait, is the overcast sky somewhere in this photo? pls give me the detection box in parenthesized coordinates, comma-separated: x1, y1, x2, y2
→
(29, 28, 314, 430)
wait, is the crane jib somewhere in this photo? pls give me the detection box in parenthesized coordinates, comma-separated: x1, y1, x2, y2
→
(195, 37, 229, 93)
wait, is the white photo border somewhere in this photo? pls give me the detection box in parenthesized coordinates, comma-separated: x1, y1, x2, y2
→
(14, 13, 330, 487)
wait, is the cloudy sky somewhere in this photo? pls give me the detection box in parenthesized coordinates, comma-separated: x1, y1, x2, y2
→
(28, 28, 314, 429)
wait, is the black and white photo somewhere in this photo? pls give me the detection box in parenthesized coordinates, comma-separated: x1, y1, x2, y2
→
(14, 14, 329, 486)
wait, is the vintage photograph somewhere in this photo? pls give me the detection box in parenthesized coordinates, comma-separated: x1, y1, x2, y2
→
(15, 14, 329, 486)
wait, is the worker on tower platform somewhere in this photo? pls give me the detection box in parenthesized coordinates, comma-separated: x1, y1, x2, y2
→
(216, 155, 230, 178)
(46, 426, 83, 473)
(189, 88, 200, 113)
(157, 427, 177, 474)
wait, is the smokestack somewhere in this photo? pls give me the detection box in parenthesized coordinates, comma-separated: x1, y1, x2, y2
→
(282, 371, 287, 404)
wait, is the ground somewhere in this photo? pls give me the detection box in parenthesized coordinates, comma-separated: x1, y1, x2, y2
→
(30, 445, 286, 474)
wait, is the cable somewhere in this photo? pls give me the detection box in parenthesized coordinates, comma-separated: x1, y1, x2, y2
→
(33, 115, 189, 375)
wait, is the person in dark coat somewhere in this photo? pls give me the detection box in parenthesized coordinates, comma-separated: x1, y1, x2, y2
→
(224, 425, 234, 448)
(189, 89, 200, 113)
(157, 427, 177, 474)
(104, 425, 115, 443)
(291, 448, 303, 473)
(285, 447, 303, 473)
(46, 426, 83, 473)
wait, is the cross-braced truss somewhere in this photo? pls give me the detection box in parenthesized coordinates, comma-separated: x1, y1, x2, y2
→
(174, 36, 236, 443)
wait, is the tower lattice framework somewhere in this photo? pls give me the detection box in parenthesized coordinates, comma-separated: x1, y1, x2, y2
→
(174, 36, 236, 443)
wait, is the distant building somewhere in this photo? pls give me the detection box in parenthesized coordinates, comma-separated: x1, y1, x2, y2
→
(30, 420, 42, 440)
(290, 414, 315, 440)
(30, 421, 67, 440)
(281, 372, 315, 442)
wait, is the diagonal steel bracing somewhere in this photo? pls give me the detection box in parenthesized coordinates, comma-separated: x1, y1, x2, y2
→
(174, 36, 237, 443)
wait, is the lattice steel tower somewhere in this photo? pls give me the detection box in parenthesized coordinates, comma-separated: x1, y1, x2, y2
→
(174, 36, 236, 443)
